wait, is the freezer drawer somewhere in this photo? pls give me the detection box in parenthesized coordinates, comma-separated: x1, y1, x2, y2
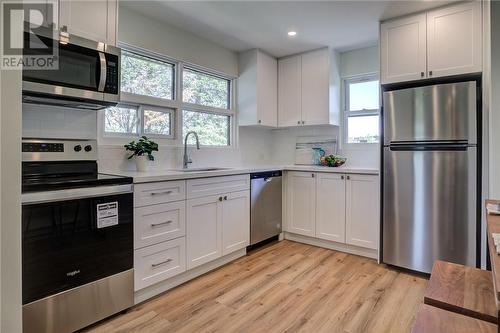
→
(383, 81, 477, 145)
(382, 146, 477, 273)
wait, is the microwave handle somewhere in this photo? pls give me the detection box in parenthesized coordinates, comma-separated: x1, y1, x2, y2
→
(98, 52, 107, 92)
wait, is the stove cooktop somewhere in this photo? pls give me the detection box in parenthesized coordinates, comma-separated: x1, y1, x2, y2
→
(22, 173, 133, 193)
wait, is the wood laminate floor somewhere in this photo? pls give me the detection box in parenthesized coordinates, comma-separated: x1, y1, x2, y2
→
(85, 240, 428, 333)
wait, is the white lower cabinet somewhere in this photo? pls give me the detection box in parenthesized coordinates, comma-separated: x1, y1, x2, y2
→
(133, 174, 251, 293)
(315, 173, 346, 243)
(222, 190, 250, 256)
(134, 237, 186, 291)
(287, 172, 316, 237)
(187, 190, 251, 269)
(286, 171, 379, 251)
(345, 174, 379, 250)
(186, 194, 222, 270)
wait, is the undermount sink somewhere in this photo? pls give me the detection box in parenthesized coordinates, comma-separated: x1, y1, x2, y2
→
(174, 167, 232, 172)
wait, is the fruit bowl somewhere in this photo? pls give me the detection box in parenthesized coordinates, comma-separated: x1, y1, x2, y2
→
(320, 155, 347, 167)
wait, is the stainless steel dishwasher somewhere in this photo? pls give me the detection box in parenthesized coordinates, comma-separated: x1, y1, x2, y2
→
(250, 171, 282, 245)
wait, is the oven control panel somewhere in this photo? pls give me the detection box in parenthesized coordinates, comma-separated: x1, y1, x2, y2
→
(22, 139, 97, 162)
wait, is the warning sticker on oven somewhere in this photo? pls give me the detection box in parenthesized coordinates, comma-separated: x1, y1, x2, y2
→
(97, 202, 119, 228)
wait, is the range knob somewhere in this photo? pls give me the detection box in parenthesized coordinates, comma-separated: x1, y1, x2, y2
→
(84, 145, 93, 152)
(74, 145, 82, 152)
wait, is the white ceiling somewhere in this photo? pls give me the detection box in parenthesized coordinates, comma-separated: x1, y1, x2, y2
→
(122, 0, 458, 57)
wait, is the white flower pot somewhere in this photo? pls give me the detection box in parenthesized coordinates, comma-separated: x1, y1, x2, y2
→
(135, 155, 150, 172)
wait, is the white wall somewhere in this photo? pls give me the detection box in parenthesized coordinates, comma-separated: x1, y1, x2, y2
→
(489, 1, 500, 198)
(119, 6, 238, 77)
(340, 45, 379, 78)
(0, 52, 23, 333)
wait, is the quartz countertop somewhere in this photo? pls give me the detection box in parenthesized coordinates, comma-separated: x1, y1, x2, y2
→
(104, 165, 379, 183)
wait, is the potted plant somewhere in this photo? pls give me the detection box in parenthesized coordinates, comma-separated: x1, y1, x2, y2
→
(124, 136, 159, 172)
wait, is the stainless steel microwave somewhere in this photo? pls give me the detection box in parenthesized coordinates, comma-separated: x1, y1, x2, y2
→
(22, 31, 120, 110)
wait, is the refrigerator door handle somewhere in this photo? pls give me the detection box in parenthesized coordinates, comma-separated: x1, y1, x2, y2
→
(389, 144, 470, 152)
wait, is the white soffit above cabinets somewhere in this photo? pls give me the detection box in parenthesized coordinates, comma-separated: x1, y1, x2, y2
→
(122, 0, 460, 57)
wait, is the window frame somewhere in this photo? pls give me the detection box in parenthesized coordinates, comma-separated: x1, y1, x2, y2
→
(102, 104, 140, 138)
(141, 105, 175, 140)
(120, 48, 177, 107)
(181, 108, 233, 147)
(99, 43, 237, 149)
(181, 66, 232, 111)
(342, 74, 380, 147)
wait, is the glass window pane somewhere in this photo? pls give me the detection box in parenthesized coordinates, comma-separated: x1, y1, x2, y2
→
(143, 109, 171, 136)
(182, 110, 230, 146)
(121, 50, 174, 100)
(349, 80, 379, 111)
(182, 69, 229, 109)
(104, 106, 138, 134)
(347, 115, 379, 143)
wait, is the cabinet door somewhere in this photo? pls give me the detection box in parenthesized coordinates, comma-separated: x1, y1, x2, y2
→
(59, 0, 117, 45)
(186, 195, 222, 269)
(315, 173, 346, 243)
(278, 55, 302, 127)
(427, 1, 481, 78)
(257, 51, 278, 127)
(345, 174, 379, 249)
(286, 172, 316, 237)
(380, 14, 427, 84)
(301, 49, 329, 125)
(222, 190, 250, 256)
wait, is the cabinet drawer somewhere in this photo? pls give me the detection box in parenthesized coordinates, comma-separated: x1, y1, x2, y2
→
(134, 180, 186, 207)
(187, 175, 250, 199)
(134, 238, 186, 291)
(134, 201, 186, 249)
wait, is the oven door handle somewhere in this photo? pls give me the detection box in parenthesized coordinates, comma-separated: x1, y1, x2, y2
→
(98, 52, 107, 92)
(22, 184, 133, 205)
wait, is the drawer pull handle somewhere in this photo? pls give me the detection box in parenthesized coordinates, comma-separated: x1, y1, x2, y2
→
(151, 258, 172, 268)
(151, 220, 173, 227)
(150, 190, 173, 196)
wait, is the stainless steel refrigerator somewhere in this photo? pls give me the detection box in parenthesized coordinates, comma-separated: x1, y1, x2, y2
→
(382, 81, 478, 274)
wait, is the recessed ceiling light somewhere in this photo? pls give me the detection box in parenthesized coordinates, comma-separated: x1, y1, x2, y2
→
(288, 31, 297, 37)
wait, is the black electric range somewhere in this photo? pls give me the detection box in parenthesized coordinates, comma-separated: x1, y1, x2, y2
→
(21, 138, 134, 333)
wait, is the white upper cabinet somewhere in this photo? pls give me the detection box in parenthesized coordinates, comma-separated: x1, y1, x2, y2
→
(380, 1, 482, 84)
(286, 172, 316, 237)
(315, 173, 346, 243)
(427, 1, 481, 78)
(345, 174, 379, 250)
(278, 48, 339, 127)
(238, 50, 278, 127)
(380, 13, 427, 84)
(59, 0, 117, 45)
(278, 55, 302, 127)
(301, 49, 330, 126)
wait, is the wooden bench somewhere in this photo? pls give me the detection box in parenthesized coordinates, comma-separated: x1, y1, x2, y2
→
(412, 304, 497, 333)
(424, 260, 497, 323)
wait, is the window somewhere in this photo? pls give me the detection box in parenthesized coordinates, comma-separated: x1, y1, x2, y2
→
(182, 110, 230, 146)
(101, 47, 235, 147)
(104, 106, 139, 135)
(103, 105, 173, 138)
(143, 108, 172, 137)
(344, 76, 380, 144)
(121, 50, 174, 100)
(182, 68, 230, 109)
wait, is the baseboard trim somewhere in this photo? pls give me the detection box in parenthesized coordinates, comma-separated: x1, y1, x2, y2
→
(134, 249, 246, 304)
(284, 232, 377, 259)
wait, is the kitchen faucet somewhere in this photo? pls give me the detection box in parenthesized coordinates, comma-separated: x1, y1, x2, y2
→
(183, 131, 200, 169)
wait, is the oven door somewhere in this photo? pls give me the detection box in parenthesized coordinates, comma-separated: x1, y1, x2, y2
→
(22, 185, 133, 305)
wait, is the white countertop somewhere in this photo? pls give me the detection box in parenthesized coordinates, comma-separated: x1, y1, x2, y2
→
(104, 165, 379, 183)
